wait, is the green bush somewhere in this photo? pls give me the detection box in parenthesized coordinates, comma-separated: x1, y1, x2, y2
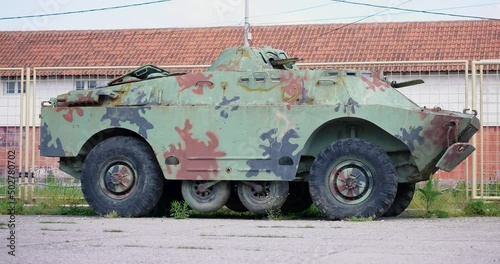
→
(418, 175, 442, 213)
(464, 200, 487, 216)
(425, 210, 449, 218)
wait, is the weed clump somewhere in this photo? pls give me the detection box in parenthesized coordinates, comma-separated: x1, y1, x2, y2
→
(170, 200, 190, 219)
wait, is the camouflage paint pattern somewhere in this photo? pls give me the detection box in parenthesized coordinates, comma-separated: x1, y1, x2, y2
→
(40, 46, 480, 183)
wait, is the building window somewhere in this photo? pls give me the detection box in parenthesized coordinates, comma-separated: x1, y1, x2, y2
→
(89, 80, 97, 89)
(2, 81, 24, 95)
(75, 80, 99, 90)
(75, 80, 85, 90)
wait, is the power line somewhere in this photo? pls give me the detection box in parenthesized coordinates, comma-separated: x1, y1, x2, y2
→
(250, 2, 340, 19)
(251, 2, 500, 25)
(332, 0, 500, 21)
(302, 0, 413, 43)
(0, 0, 171, 21)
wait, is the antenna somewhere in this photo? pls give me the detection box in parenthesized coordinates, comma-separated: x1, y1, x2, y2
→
(244, 0, 250, 47)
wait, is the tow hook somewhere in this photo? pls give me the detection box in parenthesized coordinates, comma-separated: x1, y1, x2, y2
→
(462, 108, 478, 116)
(444, 120, 460, 146)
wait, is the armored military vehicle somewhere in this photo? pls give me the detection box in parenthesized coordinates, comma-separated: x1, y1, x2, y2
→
(40, 46, 479, 219)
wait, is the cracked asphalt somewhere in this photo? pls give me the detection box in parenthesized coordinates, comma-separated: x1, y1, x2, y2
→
(1, 215, 499, 264)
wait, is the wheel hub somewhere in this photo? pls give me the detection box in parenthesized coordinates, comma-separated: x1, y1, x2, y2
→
(192, 181, 214, 200)
(250, 182, 270, 200)
(329, 160, 372, 204)
(104, 163, 136, 196)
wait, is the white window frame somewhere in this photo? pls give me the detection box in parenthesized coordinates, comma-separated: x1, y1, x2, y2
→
(75, 80, 98, 90)
(2, 81, 24, 95)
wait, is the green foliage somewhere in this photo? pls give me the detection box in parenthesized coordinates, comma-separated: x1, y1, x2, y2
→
(417, 175, 442, 212)
(343, 216, 373, 222)
(410, 184, 500, 218)
(266, 208, 282, 220)
(170, 200, 190, 219)
(424, 210, 449, 218)
(104, 210, 119, 218)
(0, 200, 24, 215)
(0, 182, 94, 216)
(190, 207, 255, 219)
(464, 200, 487, 216)
(45, 171, 57, 185)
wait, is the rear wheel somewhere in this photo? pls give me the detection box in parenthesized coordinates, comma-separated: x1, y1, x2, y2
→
(281, 182, 313, 213)
(383, 183, 416, 217)
(81, 136, 163, 217)
(181, 180, 230, 213)
(237, 181, 288, 214)
(309, 139, 397, 220)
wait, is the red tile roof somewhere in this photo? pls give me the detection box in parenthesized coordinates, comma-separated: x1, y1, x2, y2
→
(0, 20, 499, 68)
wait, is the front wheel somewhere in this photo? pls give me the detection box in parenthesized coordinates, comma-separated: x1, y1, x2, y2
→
(81, 136, 164, 217)
(309, 139, 397, 220)
(383, 183, 416, 217)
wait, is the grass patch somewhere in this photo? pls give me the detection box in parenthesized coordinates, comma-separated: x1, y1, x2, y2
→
(266, 208, 283, 220)
(104, 211, 119, 218)
(0, 182, 95, 216)
(464, 200, 487, 216)
(190, 207, 256, 219)
(343, 216, 373, 222)
(103, 229, 124, 233)
(409, 183, 500, 217)
(190, 204, 324, 220)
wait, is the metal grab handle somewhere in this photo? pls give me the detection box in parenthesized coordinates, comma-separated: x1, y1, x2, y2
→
(253, 71, 270, 77)
(317, 79, 336, 85)
(97, 90, 119, 100)
(195, 80, 214, 87)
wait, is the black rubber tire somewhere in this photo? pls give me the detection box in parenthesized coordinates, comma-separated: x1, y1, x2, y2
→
(225, 184, 248, 212)
(81, 136, 164, 217)
(181, 180, 231, 213)
(237, 181, 289, 214)
(149, 180, 184, 217)
(281, 182, 313, 214)
(383, 183, 416, 217)
(309, 138, 397, 220)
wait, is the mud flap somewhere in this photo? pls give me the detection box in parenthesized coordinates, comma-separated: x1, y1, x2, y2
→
(436, 143, 475, 172)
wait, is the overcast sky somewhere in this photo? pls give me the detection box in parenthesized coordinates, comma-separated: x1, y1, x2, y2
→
(0, 0, 499, 31)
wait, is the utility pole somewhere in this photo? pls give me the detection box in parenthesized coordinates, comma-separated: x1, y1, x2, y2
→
(244, 0, 250, 47)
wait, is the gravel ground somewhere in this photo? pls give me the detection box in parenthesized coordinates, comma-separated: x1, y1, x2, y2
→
(0, 215, 499, 264)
